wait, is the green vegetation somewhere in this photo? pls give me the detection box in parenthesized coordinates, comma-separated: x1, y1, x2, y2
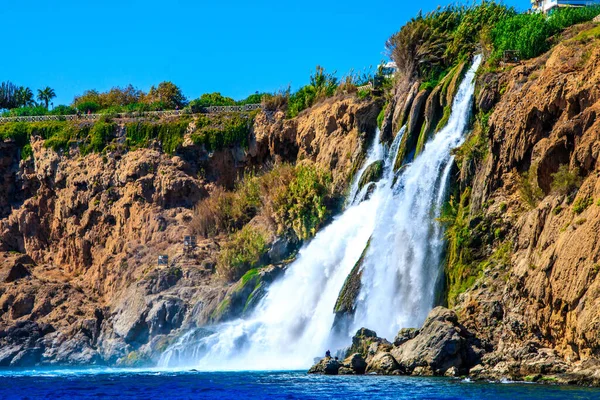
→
(492, 5, 600, 61)
(190, 113, 251, 151)
(551, 165, 581, 195)
(573, 197, 593, 214)
(386, 2, 600, 89)
(125, 119, 190, 154)
(287, 66, 338, 118)
(191, 162, 337, 281)
(519, 166, 544, 209)
(386, 2, 513, 83)
(440, 187, 512, 306)
(217, 225, 268, 281)
(453, 112, 490, 170)
(272, 164, 334, 241)
(377, 106, 386, 130)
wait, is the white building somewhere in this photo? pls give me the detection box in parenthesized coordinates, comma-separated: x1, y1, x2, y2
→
(532, 0, 600, 13)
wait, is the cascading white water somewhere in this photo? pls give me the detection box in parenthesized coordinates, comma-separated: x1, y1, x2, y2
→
(351, 54, 482, 338)
(159, 55, 481, 370)
(346, 128, 383, 205)
(159, 132, 389, 370)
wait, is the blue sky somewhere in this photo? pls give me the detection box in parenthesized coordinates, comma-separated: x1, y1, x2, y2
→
(1, 0, 524, 106)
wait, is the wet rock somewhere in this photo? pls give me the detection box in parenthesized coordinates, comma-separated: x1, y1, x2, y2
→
(390, 307, 482, 376)
(268, 237, 291, 264)
(358, 161, 384, 191)
(308, 356, 341, 375)
(333, 241, 370, 330)
(366, 352, 401, 374)
(145, 297, 186, 337)
(394, 328, 419, 346)
(343, 353, 368, 374)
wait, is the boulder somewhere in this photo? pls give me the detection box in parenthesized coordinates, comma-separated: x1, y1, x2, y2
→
(390, 307, 482, 376)
(394, 328, 419, 346)
(0, 254, 34, 283)
(366, 352, 401, 374)
(342, 353, 367, 374)
(308, 356, 341, 375)
(358, 161, 384, 191)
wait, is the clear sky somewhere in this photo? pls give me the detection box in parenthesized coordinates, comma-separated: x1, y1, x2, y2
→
(1, 0, 525, 106)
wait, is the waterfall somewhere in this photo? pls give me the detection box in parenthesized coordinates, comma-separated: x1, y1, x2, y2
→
(351, 55, 482, 339)
(159, 55, 482, 370)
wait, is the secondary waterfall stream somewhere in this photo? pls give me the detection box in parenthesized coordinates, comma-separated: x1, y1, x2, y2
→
(159, 55, 482, 370)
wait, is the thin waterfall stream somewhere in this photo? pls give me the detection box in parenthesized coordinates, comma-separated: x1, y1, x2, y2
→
(159, 55, 482, 370)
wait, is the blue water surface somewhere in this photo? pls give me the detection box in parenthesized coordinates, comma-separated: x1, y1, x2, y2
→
(0, 369, 599, 399)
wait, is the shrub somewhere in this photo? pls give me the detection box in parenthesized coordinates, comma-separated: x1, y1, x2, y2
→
(82, 121, 116, 155)
(573, 197, 593, 214)
(357, 89, 370, 100)
(551, 165, 581, 195)
(272, 163, 334, 241)
(125, 119, 190, 154)
(491, 6, 600, 62)
(143, 81, 187, 110)
(21, 144, 33, 160)
(190, 162, 336, 244)
(190, 113, 251, 151)
(287, 66, 338, 118)
(75, 101, 101, 113)
(50, 105, 76, 115)
(190, 184, 257, 238)
(217, 225, 267, 281)
(519, 168, 544, 209)
(237, 93, 268, 105)
(262, 90, 289, 112)
(377, 106, 386, 130)
(5, 105, 49, 117)
(189, 92, 236, 111)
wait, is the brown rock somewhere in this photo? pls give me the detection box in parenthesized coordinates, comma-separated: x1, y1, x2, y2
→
(365, 352, 401, 375)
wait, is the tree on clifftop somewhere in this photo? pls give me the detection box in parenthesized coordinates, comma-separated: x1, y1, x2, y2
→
(143, 81, 187, 109)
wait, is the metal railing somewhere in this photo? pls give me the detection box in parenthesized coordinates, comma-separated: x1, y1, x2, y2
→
(0, 104, 262, 123)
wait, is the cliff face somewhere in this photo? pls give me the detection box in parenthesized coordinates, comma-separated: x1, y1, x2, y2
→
(0, 96, 380, 366)
(309, 22, 600, 384)
(451, 23, 600, 383)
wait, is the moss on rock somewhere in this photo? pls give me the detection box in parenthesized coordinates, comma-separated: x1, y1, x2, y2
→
(358, 162, 384, 192)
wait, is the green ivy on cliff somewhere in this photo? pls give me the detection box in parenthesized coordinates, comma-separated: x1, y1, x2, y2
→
(189, 113, 252, 151)
(125, 119, 190, 154)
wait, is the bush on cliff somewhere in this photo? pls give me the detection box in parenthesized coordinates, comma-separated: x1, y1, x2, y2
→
(191, 162, 336, 243)
(491, 5, 600, 61)
(190, 113, 251, 151)
(386, 2, 515, 83)
(272, 163, 334, 241)
(217, 225, 268, 281)
(551, 165, 581, 195)
(287, 66, 338, 118)
(125, 119, 190, 154)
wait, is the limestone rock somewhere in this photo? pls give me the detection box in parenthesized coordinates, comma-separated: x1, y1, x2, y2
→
(308, 356, 341, 375)
(342, 353, 368, 374)
(366, 352, 401, 375)
(390, 307, 482, 376)
(0, 253, 33, 283)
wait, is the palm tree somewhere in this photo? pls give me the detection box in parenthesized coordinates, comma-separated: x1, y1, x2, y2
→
(16, 87, 34, 107)
(37, 87, 56, 109)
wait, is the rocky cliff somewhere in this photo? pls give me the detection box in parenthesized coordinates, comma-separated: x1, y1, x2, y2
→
(309, 21, 600, 385)
(0, 96, 380, 366)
